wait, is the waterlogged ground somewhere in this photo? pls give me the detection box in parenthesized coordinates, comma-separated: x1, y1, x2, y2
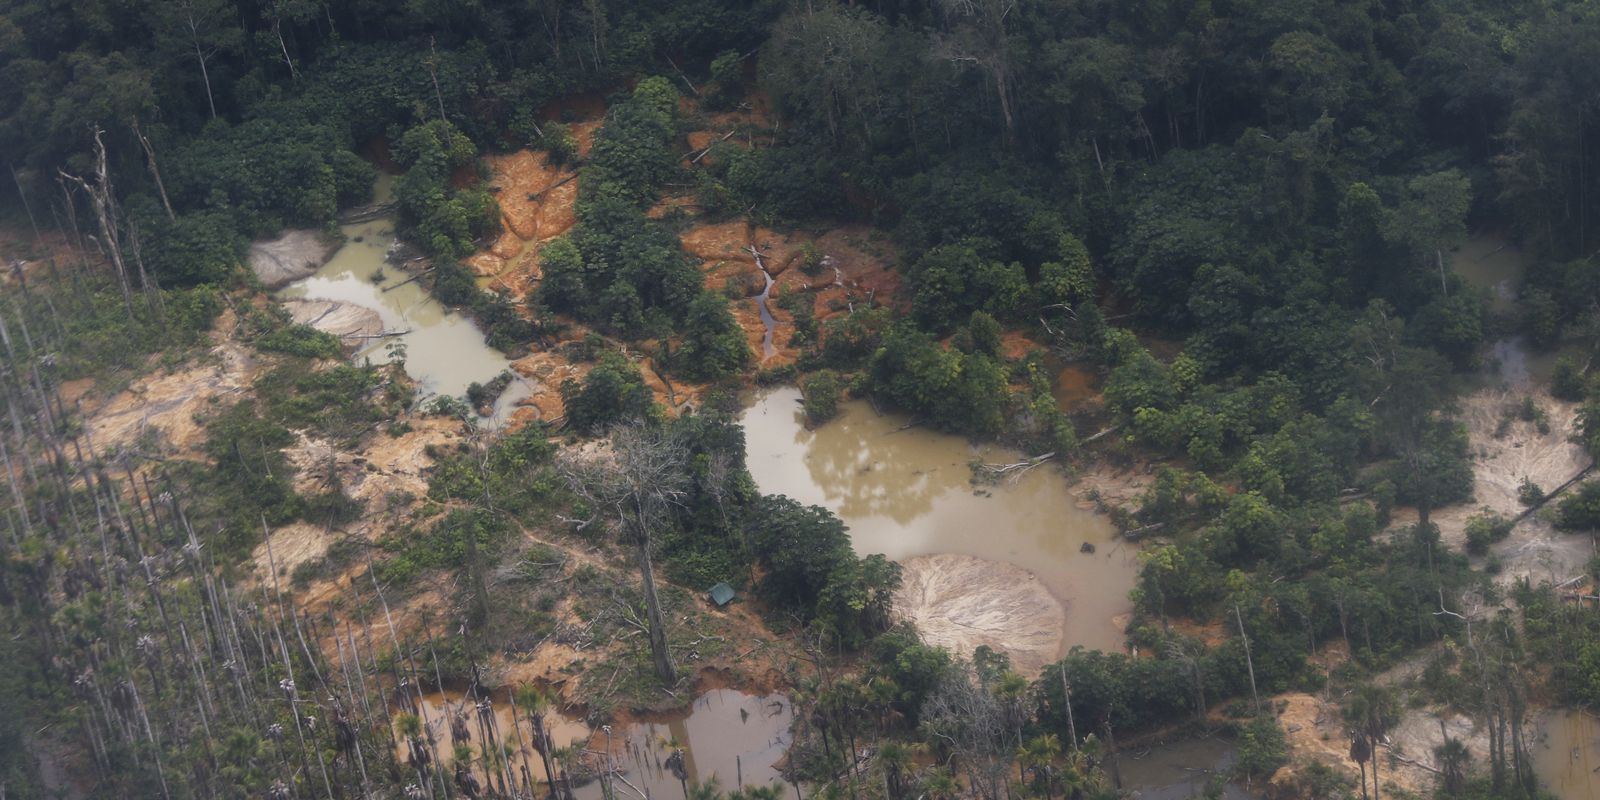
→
(740, 387, 1138, 658)
(1119, 736, 1261, 800)
(1537, 710, 1600, 800)
(395, 689, 793, 797)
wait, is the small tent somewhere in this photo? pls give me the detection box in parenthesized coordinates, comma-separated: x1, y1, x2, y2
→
(706, 582, 736, 607)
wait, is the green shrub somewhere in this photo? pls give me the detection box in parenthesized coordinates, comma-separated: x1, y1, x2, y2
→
(1552, 356, 1587, 401)
(802, 370, 841, 424)
(1518, 477, 1545, 507)
(255, 324, 342, 359)
(1464, 512, 1513, 555)
(560, 352, 655, 435)
(1557, 481, 1600, 531)
(1234, 716, 1288, 781)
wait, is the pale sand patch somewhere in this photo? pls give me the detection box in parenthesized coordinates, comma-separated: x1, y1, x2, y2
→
(894, 553, 1065, 678)
(250, 229, 336, 289)
(282, 298, 385, 341)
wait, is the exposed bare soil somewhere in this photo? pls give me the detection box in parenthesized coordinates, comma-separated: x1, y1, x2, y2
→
(249, 229, 337, 289)
(85, 311, 259, 456)
(894, 553, 1066, 678)
(282, 298, 386, 342)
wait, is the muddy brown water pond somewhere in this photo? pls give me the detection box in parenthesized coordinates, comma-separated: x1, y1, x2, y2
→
(1453, 233, 1528, 316)
(394, 689, 793, 797)
(739, 387, 1138, 655)
(1118, 736, 1263, 800)
(1536, 709, 1600, 800)
(277, 175, 533, 426)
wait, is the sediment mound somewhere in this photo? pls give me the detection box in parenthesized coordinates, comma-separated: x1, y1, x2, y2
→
(283, 298, 385, 342)
(894, 553, 1065, 677)
(250, 230, 336, 288)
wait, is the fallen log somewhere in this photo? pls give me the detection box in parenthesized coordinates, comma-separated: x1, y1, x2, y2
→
(978, 452, 1056, 478)
(381, 267, 434, 292)
(342, 330, 410, 340)
(688, 129, 738, 165)
(1082, 423, 1124, 445)
(1121, 522, 1166, 540)
(528, 173, 578, 200)
(1514, 463, 1594, 522)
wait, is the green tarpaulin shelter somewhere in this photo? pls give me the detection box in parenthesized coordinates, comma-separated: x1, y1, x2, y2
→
(707, 582, 735, 607)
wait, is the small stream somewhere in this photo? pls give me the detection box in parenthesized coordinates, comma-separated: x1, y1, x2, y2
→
(277, 175, 534, 426)
(739, 387, 1138, 655)
(755, 266, 777, 359)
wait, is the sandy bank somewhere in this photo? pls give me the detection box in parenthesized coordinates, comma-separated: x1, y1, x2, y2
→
(894, 553, 1065, 677)
(249, 229, 337, 289)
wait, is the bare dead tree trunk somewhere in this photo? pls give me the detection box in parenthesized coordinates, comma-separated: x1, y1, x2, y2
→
(1235, 603, 1261, 716)
(636, 533, 676, 684)
(560, 422, 687, 687)
(57, 127, 134, 315)
(186, 5, 218, 120)
(427, 38, 448, 121)
(131, 121, 176, 221)
(8, 163, 42, 245)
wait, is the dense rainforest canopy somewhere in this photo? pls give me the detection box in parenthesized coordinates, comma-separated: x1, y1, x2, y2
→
(5, 1, 1600, 799)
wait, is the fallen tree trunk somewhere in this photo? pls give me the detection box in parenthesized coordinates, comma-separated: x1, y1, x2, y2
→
(1514, 463, 1594, 523)
(1082, 423, 1124, 445)
(978, 452, 1055, 478)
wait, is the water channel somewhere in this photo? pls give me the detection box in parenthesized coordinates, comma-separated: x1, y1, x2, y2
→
(739, 387, 1138, 656)
(277, 174, 534, 425)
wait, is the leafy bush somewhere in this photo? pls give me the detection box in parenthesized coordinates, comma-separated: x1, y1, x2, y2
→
(868, 323, 1009, 436)
(1518, 477, 1545, 507)
(255, 324, 342, 359)
(802, 370, 842, 424)
(1557, 481, 1600, 531)
(1552, 355, 1588, 401)
(1234, 716, 1289, 781)
(394, 119, 500, 260)
(671, 292, 750, 382)
(1464, 512, 1513, 555)
(560, 352, 655, 435)
(144, 210, 244, 287)
(745, 495, 901, 648)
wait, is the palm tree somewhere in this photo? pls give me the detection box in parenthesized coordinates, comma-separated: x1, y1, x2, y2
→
(878, 741, 912, 800)
(1019, 734, 1063, 800)
(686, 778, 724, 800)
(1434, 735, 1470, 796)
(1345, 684, 1398, 800)
(517, 684, 561, 800)
(921, 767, 959, 800)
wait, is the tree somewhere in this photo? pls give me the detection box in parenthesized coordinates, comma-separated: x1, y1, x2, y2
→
(559, 352, 655, 435)
(802, 370, 842, 424)
(1345, 684, 1398, 800)
(1382, 170, 1471, 296)
(561, 423, 689, 684)
(1434, 734, 1470, 797)
(155, 0, 242, 120)
(673, 292, 749, 382)
(933, 0, 1019, 145)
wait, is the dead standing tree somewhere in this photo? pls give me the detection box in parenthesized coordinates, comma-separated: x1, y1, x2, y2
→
(560, 422, 688, 685)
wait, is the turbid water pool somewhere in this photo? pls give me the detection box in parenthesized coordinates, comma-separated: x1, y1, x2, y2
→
(395, 688, 792, 798)
(1537, 709, 1600, 800)
(1452, 233, 1527, 316)
(277, 175, 533, 424)
(739, 387, 1138, 656)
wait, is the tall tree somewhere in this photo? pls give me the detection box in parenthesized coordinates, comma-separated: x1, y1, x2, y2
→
(560, 422, 686, 684)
